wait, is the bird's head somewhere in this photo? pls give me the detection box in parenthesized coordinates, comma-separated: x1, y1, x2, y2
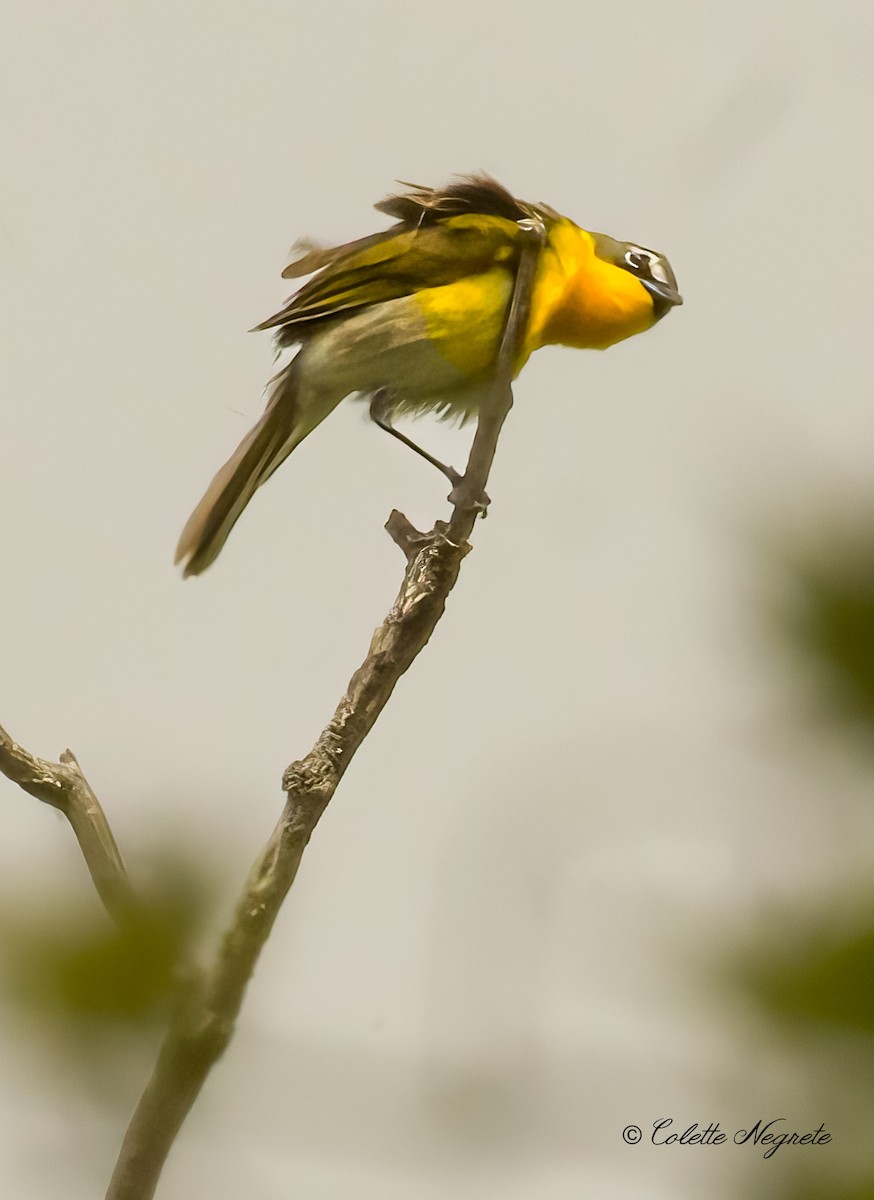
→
(590, 233, 683, 320)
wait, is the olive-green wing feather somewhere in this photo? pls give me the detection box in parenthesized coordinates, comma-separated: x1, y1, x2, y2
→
(253, 212, 521, 348)
(279, 228, 405, 280)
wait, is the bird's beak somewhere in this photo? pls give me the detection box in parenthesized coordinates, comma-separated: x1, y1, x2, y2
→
(644, 277, 683, 306)
(641, 257, 683, 319)
(641, 277, 683, 322)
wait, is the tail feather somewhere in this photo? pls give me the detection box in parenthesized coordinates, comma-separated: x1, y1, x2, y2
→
(175, 367, 306, 576)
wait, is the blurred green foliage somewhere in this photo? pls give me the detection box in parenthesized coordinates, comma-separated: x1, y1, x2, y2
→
(732, 512, 874, 1200)
(774, 523, 874, 727)
(740, 911, 874, 1037)
(783, 1184, 874, 1200)
(0, 854, 208, 1028)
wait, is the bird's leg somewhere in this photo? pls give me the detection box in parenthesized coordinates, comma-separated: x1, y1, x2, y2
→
(368, 390, 472, 495)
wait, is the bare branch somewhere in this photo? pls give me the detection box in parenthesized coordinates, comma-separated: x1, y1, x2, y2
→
(105, 216, 547, 1200)
(0, 724, 134, 921)
(385, 508, 431, 562)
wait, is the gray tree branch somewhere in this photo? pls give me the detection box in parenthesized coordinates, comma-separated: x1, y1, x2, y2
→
(0, 723, 134, 921)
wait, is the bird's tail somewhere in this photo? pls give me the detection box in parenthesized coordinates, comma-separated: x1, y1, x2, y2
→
(175, 363, 332, 576)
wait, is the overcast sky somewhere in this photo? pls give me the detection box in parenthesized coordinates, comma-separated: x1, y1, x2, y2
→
(2, 3, 873, 1197)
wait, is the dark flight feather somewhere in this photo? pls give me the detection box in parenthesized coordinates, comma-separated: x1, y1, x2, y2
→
(374, 173, 532, 224)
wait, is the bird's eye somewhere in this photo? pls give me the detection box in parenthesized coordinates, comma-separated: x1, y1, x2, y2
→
(625, 248, 651, 272)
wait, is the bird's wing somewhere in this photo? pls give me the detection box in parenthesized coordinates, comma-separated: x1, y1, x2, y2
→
(253, 212, 522, 345)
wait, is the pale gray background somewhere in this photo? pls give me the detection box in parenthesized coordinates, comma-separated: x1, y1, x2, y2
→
(2, 1, 873, 1197)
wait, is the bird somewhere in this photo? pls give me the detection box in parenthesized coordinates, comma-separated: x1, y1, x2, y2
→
(175, 174, 682, 576)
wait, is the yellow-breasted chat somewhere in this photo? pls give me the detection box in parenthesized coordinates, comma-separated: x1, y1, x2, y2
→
(176, 175, 682, 576)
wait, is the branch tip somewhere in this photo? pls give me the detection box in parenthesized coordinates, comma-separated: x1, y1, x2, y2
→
(385, 509, 427, 561)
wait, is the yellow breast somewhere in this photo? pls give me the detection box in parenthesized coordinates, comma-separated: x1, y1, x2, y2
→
(414, 219, 657, 382)
(524, 220, 657, 355)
